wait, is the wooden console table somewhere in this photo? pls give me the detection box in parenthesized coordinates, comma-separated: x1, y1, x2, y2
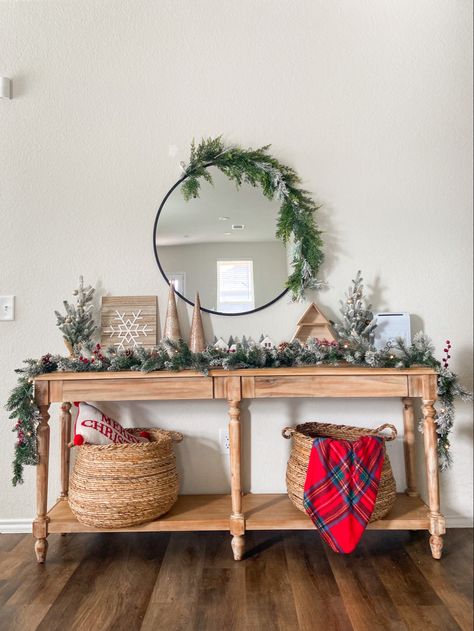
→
(33, 366, 445, 562)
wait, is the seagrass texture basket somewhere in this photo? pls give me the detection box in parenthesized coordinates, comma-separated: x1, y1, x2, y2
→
(69, 428, 183, 528)
(282, 422, 397, 522)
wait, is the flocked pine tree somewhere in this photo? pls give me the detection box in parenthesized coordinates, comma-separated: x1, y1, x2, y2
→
(333, 271, 377, 346)
(54, 276, 96, 356)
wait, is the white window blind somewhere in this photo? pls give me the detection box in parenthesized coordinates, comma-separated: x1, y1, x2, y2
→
(216, 260, 255, 313)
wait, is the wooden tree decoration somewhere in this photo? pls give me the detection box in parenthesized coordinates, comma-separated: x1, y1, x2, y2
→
(189, 292, 205, 352)
(163, 284, 182, 340)
(292, 303, 335, 343)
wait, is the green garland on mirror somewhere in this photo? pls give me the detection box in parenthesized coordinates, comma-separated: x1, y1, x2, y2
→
(180, 136, 325, 300)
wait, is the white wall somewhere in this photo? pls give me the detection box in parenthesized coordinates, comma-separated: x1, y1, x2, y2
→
(0, 1, 472, 526)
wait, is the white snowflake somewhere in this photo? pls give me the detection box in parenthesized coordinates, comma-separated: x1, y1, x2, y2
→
(104, 310, 152, 350)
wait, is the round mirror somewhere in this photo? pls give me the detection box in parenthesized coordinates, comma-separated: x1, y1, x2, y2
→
(154, 167, 289, 315)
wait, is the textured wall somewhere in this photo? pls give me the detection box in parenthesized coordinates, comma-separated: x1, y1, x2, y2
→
(0, 1, 472, 525)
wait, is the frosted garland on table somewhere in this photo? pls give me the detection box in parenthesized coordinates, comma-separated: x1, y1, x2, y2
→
(5, 273, 472, 484)
(6, 335, 470, 484)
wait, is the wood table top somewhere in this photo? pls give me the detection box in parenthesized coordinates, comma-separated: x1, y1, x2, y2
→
(35, 365, 436, 381)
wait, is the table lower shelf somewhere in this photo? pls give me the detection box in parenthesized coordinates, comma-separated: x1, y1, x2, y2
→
(47, 493, 431, 534)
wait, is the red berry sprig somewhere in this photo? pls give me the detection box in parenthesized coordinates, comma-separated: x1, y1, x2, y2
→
(442, 340, 452, 369)
(92, 343, 106, 362)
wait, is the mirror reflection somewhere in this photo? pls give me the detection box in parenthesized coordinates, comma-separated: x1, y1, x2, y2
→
(155, 168, 290, 314)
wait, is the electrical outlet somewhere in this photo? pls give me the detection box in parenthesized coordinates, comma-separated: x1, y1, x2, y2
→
(0, 296, 14, 321)
(219, 428, 230, 454)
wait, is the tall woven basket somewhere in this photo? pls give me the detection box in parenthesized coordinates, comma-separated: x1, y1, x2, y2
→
(69, 428, 182, 528)
(282, 422, 397, 522)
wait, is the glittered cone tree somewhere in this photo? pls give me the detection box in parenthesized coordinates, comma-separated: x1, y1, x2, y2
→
(189, 292, 206, 352)
(292, 303, 335, 343)
(163, 283, 182, 341)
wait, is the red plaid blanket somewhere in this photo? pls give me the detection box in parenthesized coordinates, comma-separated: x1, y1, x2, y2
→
(303, 435, 385, 553)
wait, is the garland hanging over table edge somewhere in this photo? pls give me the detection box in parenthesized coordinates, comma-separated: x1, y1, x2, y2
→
(178, 136, 325, 301)
(6, 334, 471, 485)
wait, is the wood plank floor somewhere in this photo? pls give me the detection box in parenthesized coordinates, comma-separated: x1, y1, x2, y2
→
(0, 529, 472, 631)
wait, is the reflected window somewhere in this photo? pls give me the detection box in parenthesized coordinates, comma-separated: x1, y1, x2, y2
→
(217, 260, 255, 313)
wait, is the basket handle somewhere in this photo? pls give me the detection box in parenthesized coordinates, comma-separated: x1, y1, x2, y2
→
(282, 427, 296, 439)
(372, 423, 397, 441)
(168, 430, 183, 443)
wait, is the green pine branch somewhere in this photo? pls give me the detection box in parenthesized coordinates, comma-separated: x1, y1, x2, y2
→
(180, 136, 325, 300)
(6, 329, 471, 484)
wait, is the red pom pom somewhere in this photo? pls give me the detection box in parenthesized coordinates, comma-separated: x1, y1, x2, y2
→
(73, 434, 85, 446)
(73, 402, 80, 408)
(139, 431, 151, 441)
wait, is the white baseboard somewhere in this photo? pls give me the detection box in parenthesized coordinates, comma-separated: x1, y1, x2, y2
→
(0, 516, 472, 534)
(0, 519, 33, 534)
(445, 516, 474, 528)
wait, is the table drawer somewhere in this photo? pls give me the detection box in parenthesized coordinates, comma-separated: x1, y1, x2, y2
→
(253, 375, 408, 398)
(61, 377, 214, 401)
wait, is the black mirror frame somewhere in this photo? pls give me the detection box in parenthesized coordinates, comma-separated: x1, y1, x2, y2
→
(153, 169, 289, 316)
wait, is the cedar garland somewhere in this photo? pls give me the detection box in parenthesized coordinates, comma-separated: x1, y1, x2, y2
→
(180, 136, 325, 300)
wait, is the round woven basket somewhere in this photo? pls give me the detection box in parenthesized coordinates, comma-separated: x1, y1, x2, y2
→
(69, 428, 183, 528)
(282, 422, 397, 522)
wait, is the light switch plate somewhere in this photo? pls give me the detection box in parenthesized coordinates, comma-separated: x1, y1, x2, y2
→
(0, 295, 15, 321)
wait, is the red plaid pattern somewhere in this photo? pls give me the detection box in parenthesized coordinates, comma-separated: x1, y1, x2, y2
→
(303, 435, 385, 553)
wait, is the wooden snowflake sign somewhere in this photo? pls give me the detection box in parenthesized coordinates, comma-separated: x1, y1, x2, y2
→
(101, 296, 157, 350)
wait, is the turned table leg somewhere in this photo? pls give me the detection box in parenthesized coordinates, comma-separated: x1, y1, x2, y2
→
(32, 403, 50, 563)
(228, 397, 245, 560)
(59, 402, 72, 500)
(402, 397, 418, 497)
(422, 399, 446, 559)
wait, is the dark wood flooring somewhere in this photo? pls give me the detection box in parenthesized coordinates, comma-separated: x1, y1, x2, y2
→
(0, 529, 472, 631)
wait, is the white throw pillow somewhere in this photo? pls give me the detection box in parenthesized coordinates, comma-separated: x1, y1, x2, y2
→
(73, 402, 149, 445)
